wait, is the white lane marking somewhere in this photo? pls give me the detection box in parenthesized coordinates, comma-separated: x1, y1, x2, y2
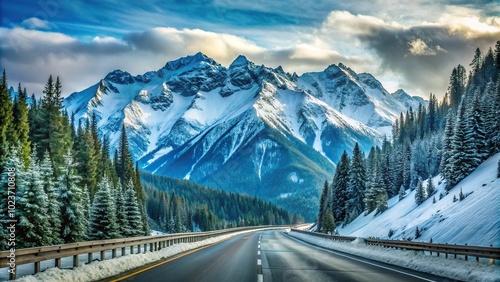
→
(257, 274, 263, 282)
(258, 240, 260, 244)
(283, 233, 436, 282)
(258, 244, 260, 249)
(258, 251, 260, 255)
(257, 259, 262, 266)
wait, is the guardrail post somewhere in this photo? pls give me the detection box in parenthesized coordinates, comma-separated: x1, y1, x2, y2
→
(112, 248, 117, 258)
(138, 244, 141, 253)
(144, 243, 147, 253)
(100, 250, 105, 261)
(34, 261, 40, 274)
(55, 258, 61, 268)
(150, 243, 153, 252)
(130, 246, 133, 255)
(88, 252, 93, 264)
(73, 255, 79, 267)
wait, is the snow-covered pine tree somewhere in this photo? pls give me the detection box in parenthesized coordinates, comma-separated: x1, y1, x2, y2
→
(497, 158, 500, 178)
(320, 209, 335, 235)
(440, 110, 455, 189)
(346, 143, 366, 222)
(398, 185, 406, 201)
(0, 147, 24, 248)
(39, 151, 62, 245)
(114, 183, 128, 237)
(123, 181, 144, 237)
(17, 151, 51, 248)
(449, 100, 477, 188)
(466, 95, 488, 164)
(331, 151, 350, 224)
(365, 161, 387, 214)
(88, 177, 119, 240)
(414, 179, 425, 205)
(425, 176, 436, 199)
(58, 151, 86, 243)
(81, 185, 90, 220)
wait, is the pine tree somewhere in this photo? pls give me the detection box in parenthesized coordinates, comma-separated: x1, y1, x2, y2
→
(415, 180, 425, 205)
(81, 185, 91, 221)
(497, 159, 500, 178)
(440, 110, 455, 186)
(316, 180, 329, 232)
(17, 151, 51, 248)
(32, 75, 72, 175)
(415, 226, 421, 239)
(320, 210, 335, 235)
(117, 124, 134, 185)
(88, 177, 119, 240)
(0, 70, 14, 165)
(446, 65, 467, 109)
(39, 151, 62, 244)
(398, 185, 406, 201)
(466, 96, 487, 163)
(331, 151, 350, 223)
(346, 143, 366, 222)
(13, 84, 30, 168)
(114, 183, 128, 236)
(58, 151, 86, 243)
(459, 188, 465, 201)
(425, 176, 436, 199)
(123, 181, 144, 237)
(0, 147, 24, 247)
(448, 100, 477, 189)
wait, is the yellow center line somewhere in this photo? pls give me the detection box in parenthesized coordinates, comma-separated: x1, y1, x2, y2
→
(109, 233, 254, 282)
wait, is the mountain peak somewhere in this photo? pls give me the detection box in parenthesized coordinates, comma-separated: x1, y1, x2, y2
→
(104, 69, 134, 84)
(164, 52, 218, 71)
(230, 55, 249, 68)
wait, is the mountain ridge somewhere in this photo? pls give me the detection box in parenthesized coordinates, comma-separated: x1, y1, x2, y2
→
(63, 52, 424, 220)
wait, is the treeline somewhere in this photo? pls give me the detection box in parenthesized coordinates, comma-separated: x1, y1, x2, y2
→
(316, 42, 500, 234)
(0, 73, 149, 249)
(142, 173, 303, 232)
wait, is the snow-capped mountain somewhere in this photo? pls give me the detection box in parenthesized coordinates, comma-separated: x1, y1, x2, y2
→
(63, 52, 423, 220)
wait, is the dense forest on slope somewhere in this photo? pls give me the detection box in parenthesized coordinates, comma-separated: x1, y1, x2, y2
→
(317, 42, 500, 234)
(0, 74, 149, 249)
(141, 173, 302, 233)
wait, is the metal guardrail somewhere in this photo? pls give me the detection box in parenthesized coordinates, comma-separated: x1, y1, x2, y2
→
(290, 228, 357, 242)
(1, 225, 287, 280)
(290, 229, 500, 265)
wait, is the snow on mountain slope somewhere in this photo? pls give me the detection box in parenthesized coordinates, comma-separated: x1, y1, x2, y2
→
(339, 153, 500, 246)
(297, 64, 425, 137)
(63, 53, 423, 220)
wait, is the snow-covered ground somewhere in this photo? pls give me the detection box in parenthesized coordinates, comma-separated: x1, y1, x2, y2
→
(339, 153, 500, 247)
(288, 231, 500, 282)
(6, 229, 260, 282)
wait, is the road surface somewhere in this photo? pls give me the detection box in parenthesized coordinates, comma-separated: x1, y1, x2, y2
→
(111, 230, 453, 282)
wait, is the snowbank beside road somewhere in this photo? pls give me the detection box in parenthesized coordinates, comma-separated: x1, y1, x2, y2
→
(288, 231, 500, 282)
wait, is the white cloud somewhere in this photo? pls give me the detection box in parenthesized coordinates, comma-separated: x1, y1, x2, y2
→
(20, 17, 54, 30)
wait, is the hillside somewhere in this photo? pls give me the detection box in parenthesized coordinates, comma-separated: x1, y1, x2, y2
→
(141, 172, 302, 232)
(339, 153, 500, 246)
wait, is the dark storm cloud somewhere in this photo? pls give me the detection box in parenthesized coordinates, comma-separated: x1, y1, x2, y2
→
(359, 26, 499, 96)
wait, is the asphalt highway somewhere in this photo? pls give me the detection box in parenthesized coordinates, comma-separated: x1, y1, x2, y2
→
(112, 230, 454, 282)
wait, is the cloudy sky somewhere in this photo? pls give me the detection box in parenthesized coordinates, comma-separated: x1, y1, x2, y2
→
(1, 0, 499, 99)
